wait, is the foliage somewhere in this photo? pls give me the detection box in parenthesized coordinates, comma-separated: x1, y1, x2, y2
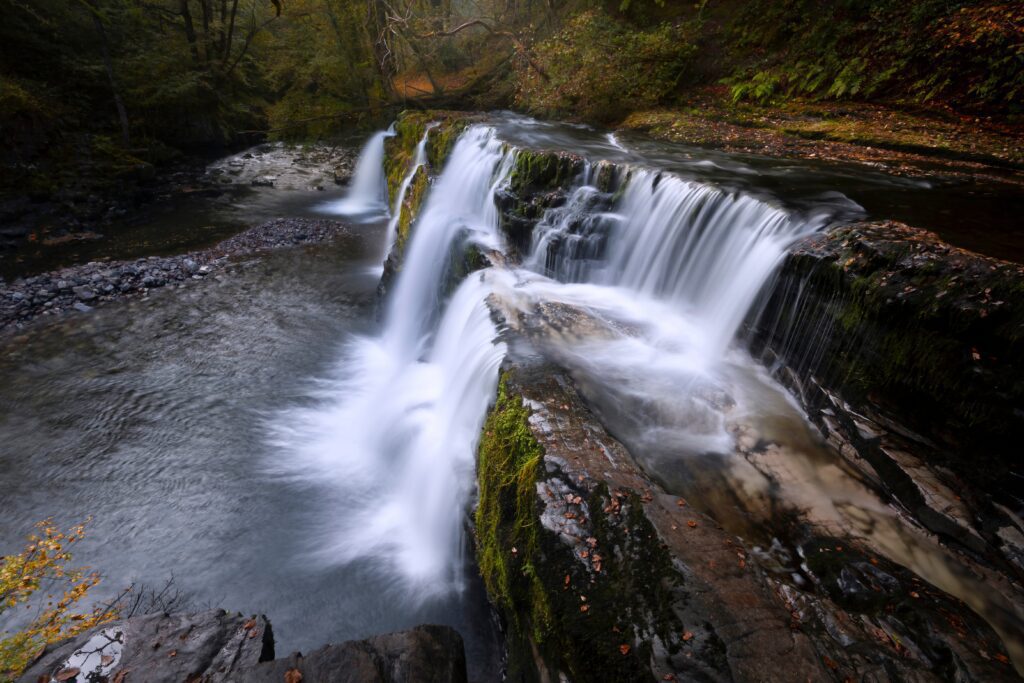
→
(724, 0, 1024, 110)
(515, 10, 695, 123)
(0, 520, 115, 681)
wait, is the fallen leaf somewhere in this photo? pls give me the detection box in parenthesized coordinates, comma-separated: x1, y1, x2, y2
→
(169, 649, 177, 658)
(995, 653, 1010, 664)
(112, 670, 130, 683)
(56, 669, 80, 682)
(243, 619, 257, 630)
(580, 605, 589, 613)
(564, 574, 571, 587)
(687, 520, 698, 528)
(909, 591, 920, 599)
(682, 631, 694, 641)
(823, 656, 839, 670)
(101, 655, 114, 666)
(676, 498, 687, 507)
(285, 668, 303, 683)
(619, 644, 631, 655)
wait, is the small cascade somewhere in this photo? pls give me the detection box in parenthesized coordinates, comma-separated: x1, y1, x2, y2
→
(318, 127, 393, 221)
(528, 169, 833, 358)
(524, 182, 615, 282)
(382, 126, 434, 259)
(382, 127, 513, 360)
(270, 126, 512, 597)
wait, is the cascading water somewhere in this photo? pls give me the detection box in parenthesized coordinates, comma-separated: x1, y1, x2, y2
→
(500, 141, 1024, 669)
(382, 127, 512, 359)
(530, 169, 832, 358)
(381, 126, 434, 260)
(318, 127, 393, 221)
(270, 126, 512, 597)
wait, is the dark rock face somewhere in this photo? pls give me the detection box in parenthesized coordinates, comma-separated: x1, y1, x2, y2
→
(19, 610, 467, 683)
(748, 220, 1024, 565)
(0, 218, 350, 333)
(246, 625, 468, 683)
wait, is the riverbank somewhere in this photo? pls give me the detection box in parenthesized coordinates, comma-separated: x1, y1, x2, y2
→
(0, 217, 351, 333)
(620, 90, 1024, 183)
(0, 140, 358, 272)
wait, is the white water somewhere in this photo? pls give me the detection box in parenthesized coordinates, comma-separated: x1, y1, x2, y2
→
(318, 128, 393, 221)
(382, 127, 513, 360)
(271, 127, 512, 597)
(529, 169, 831, 358)
(277, 129, 823, 596)
(381, 126, 434, 260)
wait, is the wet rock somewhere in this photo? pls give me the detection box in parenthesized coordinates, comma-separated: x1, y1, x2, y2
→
(749, 220, 1024, 571)
(477, 362, 827, 682)
(477, 362, 1020, 682)
(19, 610, 467, 683)
(71, 286, 96, 301)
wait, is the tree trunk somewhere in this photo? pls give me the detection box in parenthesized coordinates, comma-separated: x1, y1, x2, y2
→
(223, 0, 240, 63)
(91, 10, 131, 147)
(179, 0, 201, 61)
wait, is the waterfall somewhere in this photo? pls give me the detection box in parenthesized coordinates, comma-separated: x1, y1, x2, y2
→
(528, 169, 832, 358)
(381, 126, 434, 260)
(269, 126, 510, 597)
(382, 126, 513, 360)
(318, 127, 393, 221)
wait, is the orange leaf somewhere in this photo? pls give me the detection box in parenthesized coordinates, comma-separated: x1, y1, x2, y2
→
(619, 644, 631, 655)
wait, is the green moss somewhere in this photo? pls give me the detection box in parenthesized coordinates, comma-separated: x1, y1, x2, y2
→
(475, 373, 545, 619)
(508, 149, 582, 195)
(426, 120, 469, 169)
(476, 372, 691, 682)
(392, 165, 429, 261)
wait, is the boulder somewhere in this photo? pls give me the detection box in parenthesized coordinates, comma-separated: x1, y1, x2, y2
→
(19, 610, 467, 683)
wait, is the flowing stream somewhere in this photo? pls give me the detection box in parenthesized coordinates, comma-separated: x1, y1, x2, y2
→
(2, 116, 1023, 679)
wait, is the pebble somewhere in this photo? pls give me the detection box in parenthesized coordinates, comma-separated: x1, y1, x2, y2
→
(1, 217, 350, 332)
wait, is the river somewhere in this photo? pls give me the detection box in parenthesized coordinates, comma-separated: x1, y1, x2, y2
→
(1, 115, 1022, 679)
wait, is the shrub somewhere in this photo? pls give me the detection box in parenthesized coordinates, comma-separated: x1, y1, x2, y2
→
(0, 519, 116, 681)
(515, 10, 695, 123)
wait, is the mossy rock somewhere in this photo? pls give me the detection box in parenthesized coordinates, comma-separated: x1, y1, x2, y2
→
(475, 370, 688, 682)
